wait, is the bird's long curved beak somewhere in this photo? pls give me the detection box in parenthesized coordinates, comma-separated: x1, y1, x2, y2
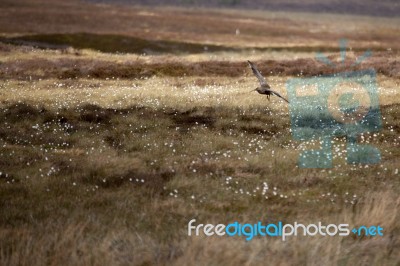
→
(249, 89, 257, 93)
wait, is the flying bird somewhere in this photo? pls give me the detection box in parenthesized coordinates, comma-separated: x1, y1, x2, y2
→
(247, 60, 289, 103)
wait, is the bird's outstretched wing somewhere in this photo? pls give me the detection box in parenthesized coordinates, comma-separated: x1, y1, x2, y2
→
(270, 90, 290, 103)
(248, 60, 267, 86)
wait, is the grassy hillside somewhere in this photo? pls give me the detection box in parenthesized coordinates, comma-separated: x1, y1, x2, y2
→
(0, 0, 399, 265)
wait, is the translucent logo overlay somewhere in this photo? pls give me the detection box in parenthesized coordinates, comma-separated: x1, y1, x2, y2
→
(287, 40, 381, 168)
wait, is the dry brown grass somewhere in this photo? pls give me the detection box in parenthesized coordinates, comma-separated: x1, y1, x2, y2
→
(0, 85, 399, 264)
(177, 192, 399, 266)
(0, 44, 399, 80)
(1, 189, 398, 265)
(0, 1, 400, 265)
(1, 0, 400, 49)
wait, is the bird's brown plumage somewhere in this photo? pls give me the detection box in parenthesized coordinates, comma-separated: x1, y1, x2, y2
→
(247, 60, 289, 103)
